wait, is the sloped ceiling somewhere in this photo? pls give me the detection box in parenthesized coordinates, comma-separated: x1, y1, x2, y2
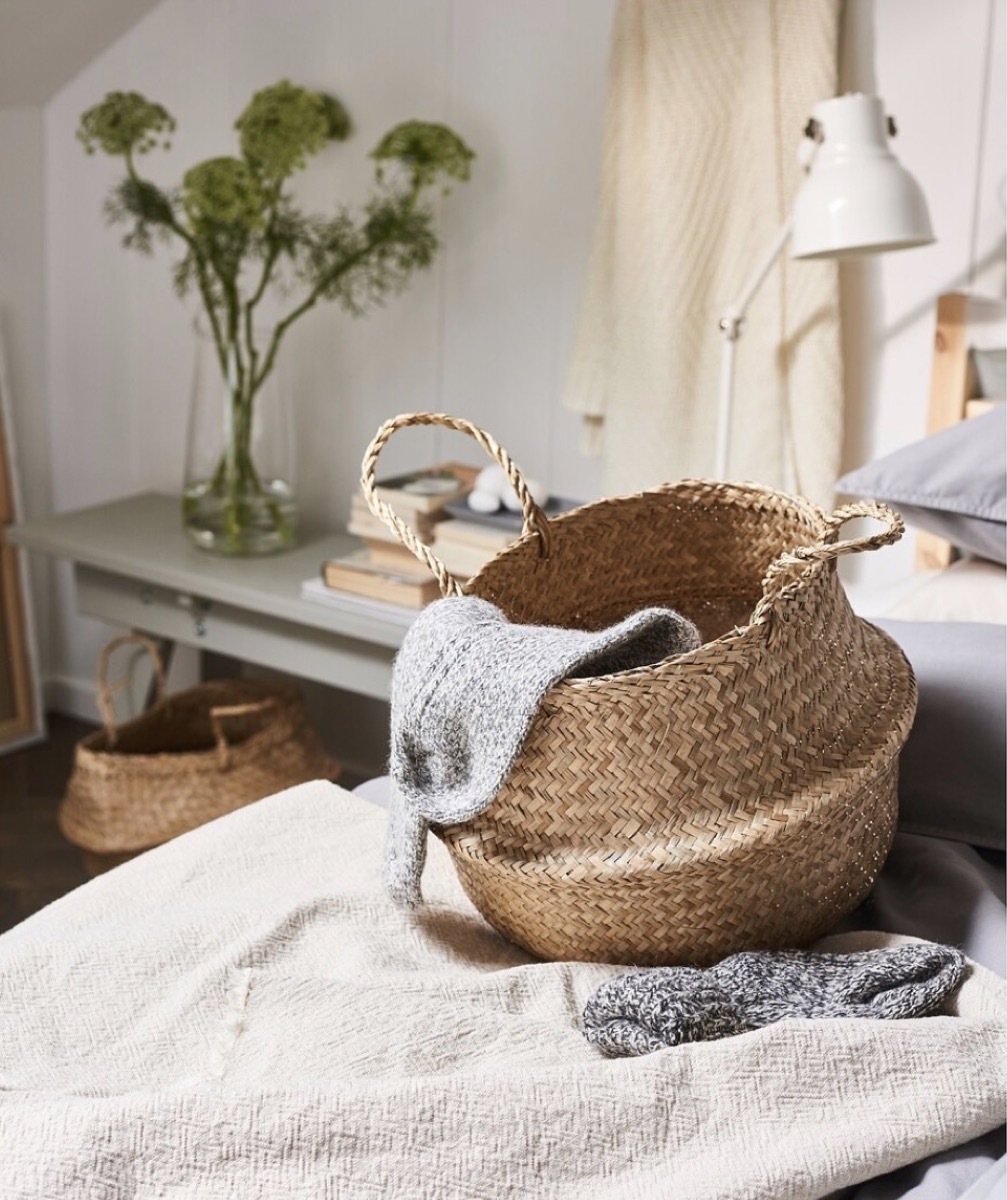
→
(0, 0, 162, 106)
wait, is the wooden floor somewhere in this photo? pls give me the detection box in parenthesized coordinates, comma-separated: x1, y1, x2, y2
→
(0, 714, 94, 934)
(0, 713, 366, 935)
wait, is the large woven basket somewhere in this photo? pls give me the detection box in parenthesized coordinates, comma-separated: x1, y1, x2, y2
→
(362, 413, 917, 967)
(61, 634, 340, 855)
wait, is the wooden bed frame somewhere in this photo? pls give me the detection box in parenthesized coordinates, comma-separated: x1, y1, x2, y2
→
(916, 291, 1006, 571)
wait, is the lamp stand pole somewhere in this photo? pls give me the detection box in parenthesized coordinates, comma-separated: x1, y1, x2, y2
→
(715, 214, 794, 478)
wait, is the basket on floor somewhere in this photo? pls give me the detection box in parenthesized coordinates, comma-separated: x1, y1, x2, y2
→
(60, 634, 340, 855)
(362, 412, 917, 967)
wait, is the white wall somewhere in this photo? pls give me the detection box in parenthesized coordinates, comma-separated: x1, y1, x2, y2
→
(0, 107, 51, 680)
(41, 0, 613, 731)
(19, 0, 1007, 767)
(840, 0, 1006, 586)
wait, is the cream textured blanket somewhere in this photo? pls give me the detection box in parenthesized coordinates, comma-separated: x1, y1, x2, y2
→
(0, 782, 1003, 1200)
(565, 0, 843, 504)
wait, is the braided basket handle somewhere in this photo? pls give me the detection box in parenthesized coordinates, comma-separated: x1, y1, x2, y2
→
(209, 699, 278, 770)
(96, 633, 167, 746)
(360, 412, 552, 597)
(752, 500, 905, 624)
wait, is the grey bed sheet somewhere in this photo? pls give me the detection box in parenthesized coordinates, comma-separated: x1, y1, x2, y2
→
(355, 779, 1007, 1200)
(832, 833, 1006, 1200)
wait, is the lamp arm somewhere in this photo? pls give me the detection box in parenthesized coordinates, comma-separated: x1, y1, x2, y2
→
(718, 215, 794, 338)
(714, 214, 794, 477)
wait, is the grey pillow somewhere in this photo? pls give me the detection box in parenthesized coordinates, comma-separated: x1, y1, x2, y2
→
(875, 619, 1006, 851)
(973, 347, 1006, 398)
(836, 405, 1006, 564)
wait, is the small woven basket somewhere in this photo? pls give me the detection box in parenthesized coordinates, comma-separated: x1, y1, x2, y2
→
(362, 413, 917, 967)
(60, 634, 341, 855)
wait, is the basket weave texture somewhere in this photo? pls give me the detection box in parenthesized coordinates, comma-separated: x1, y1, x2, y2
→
(61, 635, 340, 854)
(362, 413, 917, 967)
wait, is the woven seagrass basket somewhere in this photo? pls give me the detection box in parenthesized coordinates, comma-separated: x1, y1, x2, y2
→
(362, 413, 917, 967)
(61, 634, 341, 856)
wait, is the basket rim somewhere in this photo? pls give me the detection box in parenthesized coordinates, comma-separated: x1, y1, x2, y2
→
(73, 677, 308, 763)
(465, 478, 862, 691)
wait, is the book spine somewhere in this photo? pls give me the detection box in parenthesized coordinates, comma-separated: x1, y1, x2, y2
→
(434, 525, 514, 552)
(363, 540, 427, 571)
(321, 562, 436, 609)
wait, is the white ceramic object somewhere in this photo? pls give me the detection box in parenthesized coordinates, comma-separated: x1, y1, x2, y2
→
(471, 463, 549, 513)
(467, 489, 501, 514)
(501, 478, 547, 511)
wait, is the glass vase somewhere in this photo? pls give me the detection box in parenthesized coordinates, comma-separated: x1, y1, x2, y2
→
(182, 325, 298, 555)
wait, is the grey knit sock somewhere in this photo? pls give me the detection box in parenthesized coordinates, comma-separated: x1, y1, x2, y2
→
(582, 943, 969, 1057)
(385, 596, 701, 908)
(383, 793, 428, 909)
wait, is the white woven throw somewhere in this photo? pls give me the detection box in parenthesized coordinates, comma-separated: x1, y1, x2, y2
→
(385, 595, 701, 906)
(564, 0, 843, 504)
(0, 783, 1003, 1200)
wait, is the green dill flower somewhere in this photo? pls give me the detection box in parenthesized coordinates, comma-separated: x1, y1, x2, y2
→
(181, 157, 266, 229)
(318, 93, 352, 142)
(77, 91, 175, 158)
(235, 80, 334, 180)
(79, 77, 474, 430)
(371, 121, 475, 189)
(114, 177, 175, 227)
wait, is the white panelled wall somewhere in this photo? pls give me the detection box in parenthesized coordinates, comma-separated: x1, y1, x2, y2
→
(8, 0, 1003, 769)
(0, 108, 50, 682)
(840, 0, 1006, 586)
(41, 0, 612, 733)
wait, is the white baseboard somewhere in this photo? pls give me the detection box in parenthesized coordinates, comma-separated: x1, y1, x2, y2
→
(43, 675, 101, 725)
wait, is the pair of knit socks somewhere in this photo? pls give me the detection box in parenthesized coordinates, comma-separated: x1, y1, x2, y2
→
(582, 943, 968, 1057)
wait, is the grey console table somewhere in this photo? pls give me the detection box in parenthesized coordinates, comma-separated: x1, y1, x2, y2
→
(8, 493, 408, 701)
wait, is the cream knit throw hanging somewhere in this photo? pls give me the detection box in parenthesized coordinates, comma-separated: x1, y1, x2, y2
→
(565, 0, 843, 506)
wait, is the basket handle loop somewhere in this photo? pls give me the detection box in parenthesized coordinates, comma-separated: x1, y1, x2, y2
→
(752, 500, 905, 624)
(96, 633, 167, 746)
(209, 699, 278, 770)
(360, 412, 552, 598)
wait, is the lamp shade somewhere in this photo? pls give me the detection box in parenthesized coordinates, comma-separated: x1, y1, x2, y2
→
(791, 93, 934, 260)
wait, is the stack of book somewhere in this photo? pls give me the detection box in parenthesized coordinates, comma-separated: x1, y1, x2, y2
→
(299, 574, 418, 627)
(430, 518, 514, 581)
(432, 494, 582, 581)
(346, 494, 441, 569)
(318, 464, 477, 610)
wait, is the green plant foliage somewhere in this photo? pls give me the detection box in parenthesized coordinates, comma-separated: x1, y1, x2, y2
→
(78, 81, 474, 395)
(371, 120, 475, 190)
(77, 91, 176, 158)
(78, 81, 474, 546)
(104, 177, 176, 252)
(234, 80, 333, 183)
(182, 157, 266, 230)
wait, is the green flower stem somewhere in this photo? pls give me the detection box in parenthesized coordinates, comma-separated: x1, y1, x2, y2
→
(124, 150, 230, 381)
(201, 352, 293, 552)
(252, 176, 423, 397)
(80, 86, 475, 553)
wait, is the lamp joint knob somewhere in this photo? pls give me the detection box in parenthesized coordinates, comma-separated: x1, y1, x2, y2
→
(718, 314, 745, 341)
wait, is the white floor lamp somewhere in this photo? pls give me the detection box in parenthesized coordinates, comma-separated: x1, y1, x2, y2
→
(715, 92, 935, 479)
